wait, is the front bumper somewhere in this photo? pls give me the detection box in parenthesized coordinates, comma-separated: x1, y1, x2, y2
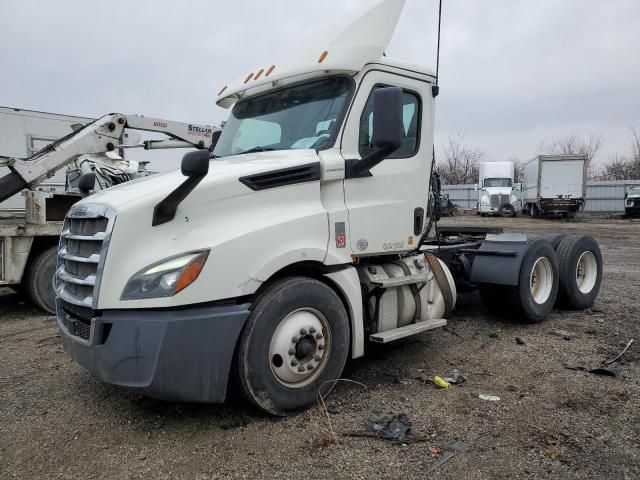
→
(626, 204, 640, 215)
(57, 299, 251, 403)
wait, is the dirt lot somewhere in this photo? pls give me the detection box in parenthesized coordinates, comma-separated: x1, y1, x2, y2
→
(1, 215, 639, 479)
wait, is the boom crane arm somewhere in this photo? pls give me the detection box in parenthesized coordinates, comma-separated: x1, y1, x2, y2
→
(0, 113, 218, 203)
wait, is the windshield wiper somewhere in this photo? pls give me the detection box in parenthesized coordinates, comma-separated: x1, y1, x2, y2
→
(234, 146, 276, 156)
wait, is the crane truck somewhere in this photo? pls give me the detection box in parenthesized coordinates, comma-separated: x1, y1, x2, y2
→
(0, 113, 218, 313)
(31, 0, 604, 415)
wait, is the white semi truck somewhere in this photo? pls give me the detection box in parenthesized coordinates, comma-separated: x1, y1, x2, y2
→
(523, 154, 587, 217)
(477, 161, 521, 216)
(30, 0, 603, 415)
(0, 112, 218, 313)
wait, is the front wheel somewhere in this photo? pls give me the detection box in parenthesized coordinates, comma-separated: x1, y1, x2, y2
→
(23, 245, 58, 314)
(236, 277, 350, 415)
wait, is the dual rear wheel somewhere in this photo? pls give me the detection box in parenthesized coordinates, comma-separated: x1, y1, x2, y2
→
(480, 235, 602, 322)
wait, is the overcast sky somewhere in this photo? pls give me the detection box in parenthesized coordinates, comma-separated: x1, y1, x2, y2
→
(1, 0, 639, 170)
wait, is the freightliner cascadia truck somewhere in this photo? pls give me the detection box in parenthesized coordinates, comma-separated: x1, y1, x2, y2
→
(49, 0, 602, 415)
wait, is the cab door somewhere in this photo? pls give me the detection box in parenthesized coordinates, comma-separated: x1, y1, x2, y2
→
(340, 70, 433, 256)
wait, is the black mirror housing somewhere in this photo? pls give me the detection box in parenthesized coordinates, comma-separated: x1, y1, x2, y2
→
(345, 86, 404, 178)
(181, 149, 210, 178)
(372, 86, 404, 151)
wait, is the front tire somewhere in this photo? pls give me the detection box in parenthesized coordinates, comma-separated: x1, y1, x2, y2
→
(237, 277, 350, 415)
(23, 245, 57, 314)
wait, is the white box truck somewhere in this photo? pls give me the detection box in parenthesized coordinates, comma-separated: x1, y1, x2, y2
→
(523, 154, 587, 217)
(477, 161, 521, 216)
(46, 0, 603, 415)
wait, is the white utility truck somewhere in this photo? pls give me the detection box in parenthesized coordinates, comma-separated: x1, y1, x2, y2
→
(476, 161, 521, 216)
(49, 0, 602, 415)
(0, 107, 95, 211)
(523, 154, 587, 217)
(0, 112, 217, 313)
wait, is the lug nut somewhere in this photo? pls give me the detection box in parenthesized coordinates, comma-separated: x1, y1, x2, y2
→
(307, 364, 314, 371)
(318, 343, 325, 350)
(288, 348, 295, 355)
(297, 366, 305, 373)
(291, 360, 298, 367)
(300, 328, 307, 335)
(314, 355, 322, 361)
(292, 336, 299, 343)
(309, 327, 316, 334)
(315, 333, 323, 340)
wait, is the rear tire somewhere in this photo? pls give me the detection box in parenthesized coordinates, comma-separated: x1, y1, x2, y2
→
(556, 235, 602, 310)
(24, 245, 57, 314)
(542, 234, 566, 250)
(236, 277, 350, 415)
(480, 239, 559, 323)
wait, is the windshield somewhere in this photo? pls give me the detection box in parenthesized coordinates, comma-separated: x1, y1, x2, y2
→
(213, 77, 353, 158)
(484, 178, 513, 188)
(630, 186, 640, 194)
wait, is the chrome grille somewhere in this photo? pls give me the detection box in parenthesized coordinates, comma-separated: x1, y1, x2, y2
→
(490, 194, 508, 208)
(56, 204, 115, 308)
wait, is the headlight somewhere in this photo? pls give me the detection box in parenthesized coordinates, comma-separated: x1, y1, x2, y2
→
(121, 250, 209, 300)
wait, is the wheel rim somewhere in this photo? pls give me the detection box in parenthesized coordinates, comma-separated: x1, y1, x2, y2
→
(530, 257, 553, 304)
(576, 251, 597, 294)
(269, 308, 331, 388)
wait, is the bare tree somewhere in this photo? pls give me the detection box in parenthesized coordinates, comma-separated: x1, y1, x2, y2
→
(436, 131, 483, 185)
(596, 126, 640, 180)
(538, 132, 602, 177)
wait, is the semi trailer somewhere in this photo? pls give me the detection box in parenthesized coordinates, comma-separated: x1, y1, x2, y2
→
(45, 0, 603, 415)
(0, 112, 218, 313)
(523, 154, 587, 217)
(476, 161, 521, 216)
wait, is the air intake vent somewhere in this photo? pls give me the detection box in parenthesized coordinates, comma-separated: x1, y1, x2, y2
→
(239, 163, 321, 191)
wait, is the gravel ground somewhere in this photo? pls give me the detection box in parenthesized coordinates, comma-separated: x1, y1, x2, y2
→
(1, 215, 639, 479)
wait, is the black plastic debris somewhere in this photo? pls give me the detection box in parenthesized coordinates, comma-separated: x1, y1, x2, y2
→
(366, 412, 411, 441)
(443, 369, 466, 385)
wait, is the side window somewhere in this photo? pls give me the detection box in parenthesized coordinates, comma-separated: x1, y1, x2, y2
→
(232, 119, 281, 153)
(358, 87, 421, 159)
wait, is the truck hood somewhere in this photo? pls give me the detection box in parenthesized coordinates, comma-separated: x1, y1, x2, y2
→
(85, 149, 320, 211)
(481, 187, 514, 196)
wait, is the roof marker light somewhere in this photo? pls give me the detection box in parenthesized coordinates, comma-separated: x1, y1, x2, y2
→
(244, 72, 254, 84)
(265, 65, 276, 76)
(253, 68, 265, 80)
(318, 50, 328, 63)
(218, 85, 228, 96)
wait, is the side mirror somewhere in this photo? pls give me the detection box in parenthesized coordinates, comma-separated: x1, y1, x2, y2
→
(181, 149, 210, 178)
(474, 183, 479, 191)
(78, 172, 96, 196)
(371, 87, 404, 151)
(346, 86, 404, 178)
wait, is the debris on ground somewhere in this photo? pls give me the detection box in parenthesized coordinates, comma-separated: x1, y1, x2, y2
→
(326, 402, 341, 415)
(563, 363, 620, 377)
(603, 339, 634, 365)
(587, 367, 619, 377)
(443, 369, 466, 385)
(423, 443, 465, 476)
(515, 336, 526, 345)
(417, 369, 431, 384)
(366, 412, 411, 441)
(479, 394, 500, 401)
(553, 329, 575, 341)
(489, 332, 500, 339)
(428, 446, 440, 456)
(394, 377, 413, 386)
(433, 376, 450, 389)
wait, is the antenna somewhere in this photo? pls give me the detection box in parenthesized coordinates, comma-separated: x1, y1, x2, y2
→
(435, 0, 443, 85)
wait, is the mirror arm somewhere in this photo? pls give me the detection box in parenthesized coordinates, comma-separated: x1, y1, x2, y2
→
(345, 144, 397, 179)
